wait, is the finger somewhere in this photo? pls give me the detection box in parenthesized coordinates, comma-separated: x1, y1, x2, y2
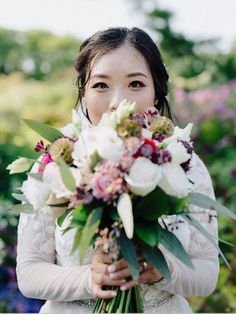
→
(93, 272, 127, 287)
(109, 256, 143, 273)
(108, 267, 131, 280)
(91, 262, 109, 275)
(94, 252, 113, 264)
(93, 284, 117, 299)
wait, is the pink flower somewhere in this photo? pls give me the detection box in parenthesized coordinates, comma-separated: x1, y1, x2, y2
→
(90, 161, 126, 202)
(34, 140, 45, 152)
(38, 152, 53, 173)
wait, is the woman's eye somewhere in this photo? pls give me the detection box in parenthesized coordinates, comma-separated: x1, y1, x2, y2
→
(129, 81, 145, 88)
(92, 82, 108, 89)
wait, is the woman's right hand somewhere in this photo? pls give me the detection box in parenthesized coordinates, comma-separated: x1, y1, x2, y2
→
(91, 249, 126, 299)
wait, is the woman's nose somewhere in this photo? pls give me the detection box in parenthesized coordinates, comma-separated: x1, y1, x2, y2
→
(108, 101, 119, 111)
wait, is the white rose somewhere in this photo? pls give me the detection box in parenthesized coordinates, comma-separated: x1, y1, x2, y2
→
(158, 163, 193, 198)
(60, 123, 80, 138)
(166, 140, 191, 164)
(72, 128, 98, 163)
(125, 157, 162, 196)
(96, 126, 125, 163)
(21, 176, 50, 211)
(60, 109, 82, 138)
(7, 157, 34, 174)
(116, 99, 136, 123)
(43, 162, 81, 199)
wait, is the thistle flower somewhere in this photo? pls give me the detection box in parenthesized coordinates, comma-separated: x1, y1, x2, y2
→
(49, 137, 74, 163)
(150, 116, 174, 136)
(116, 118, 142, 139)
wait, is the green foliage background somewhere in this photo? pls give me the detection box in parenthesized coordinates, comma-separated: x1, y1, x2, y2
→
(0, 2, 236, 312)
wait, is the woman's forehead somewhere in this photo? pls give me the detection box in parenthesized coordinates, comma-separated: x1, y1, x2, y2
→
(89, 44, 150, 76)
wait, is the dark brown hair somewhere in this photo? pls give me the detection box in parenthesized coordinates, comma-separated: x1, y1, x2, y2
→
(74, 27, 173, 119)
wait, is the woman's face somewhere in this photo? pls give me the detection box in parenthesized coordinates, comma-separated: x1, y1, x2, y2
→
(83, 43, 156, 125)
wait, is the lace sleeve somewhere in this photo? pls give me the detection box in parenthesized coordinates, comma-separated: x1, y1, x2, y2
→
(16, 159, 95, 302)
(156, 153, 220, 296)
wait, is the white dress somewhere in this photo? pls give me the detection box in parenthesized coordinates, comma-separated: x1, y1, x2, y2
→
(16, 107, 219, 313)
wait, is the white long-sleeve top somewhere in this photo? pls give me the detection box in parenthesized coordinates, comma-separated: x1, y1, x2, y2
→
(16, 107, 219, 312)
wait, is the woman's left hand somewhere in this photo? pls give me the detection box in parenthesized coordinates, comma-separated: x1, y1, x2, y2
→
(107, 257, 163, 291)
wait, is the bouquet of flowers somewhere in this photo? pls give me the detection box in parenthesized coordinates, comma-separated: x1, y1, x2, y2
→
(8, 100, 236, 313)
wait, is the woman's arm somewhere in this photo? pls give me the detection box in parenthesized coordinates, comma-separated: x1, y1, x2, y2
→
(16, 208, 95, 301)
(155, 152, 219, 296)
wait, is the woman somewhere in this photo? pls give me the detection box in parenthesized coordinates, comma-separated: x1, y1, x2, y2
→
(16, 27, 219, 313)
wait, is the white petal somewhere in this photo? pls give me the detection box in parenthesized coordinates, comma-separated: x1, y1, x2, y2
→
(117, 193, 133, 239)
(158, 163, 193, 198)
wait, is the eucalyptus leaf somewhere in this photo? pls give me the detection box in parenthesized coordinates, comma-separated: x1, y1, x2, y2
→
(8, 203, 35, 214)
(160, 228, 194, 269)
(12, 193, 28, 203)
(183, 214, 231, 269)
(28, 173, 43, 181)
(118, 229, 139, 280)
(141, 245, 171, 281)
(23, 119, 63, 142)
(188, 192, 236, 220)
(79, 207, 103, 263)
(57, 159, 76, 192)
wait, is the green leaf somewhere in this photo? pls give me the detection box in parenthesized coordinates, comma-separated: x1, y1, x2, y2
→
(72, 227, 83, 253)
(61, 226, 74, 236)
(188, 192, 236, 220)
(23, 119, 63, 142)
(12, 193, 28, 203)
(57, 159, 76, 192)
(90, 150, 103, 171)
(183, 214, 231, 269)
(118, 229, 139, 280)
(28, 173, 43, 181)
(79, 207, 103, 263)
(109, 207, 121, 221)
(135, 222, 160, 247)
(141, 245, 171, 281)
(57, 209, 73, 227)
(160, 228, 194, 269)
(71, 205, 88, 226)
(8, 203, 35, 214)
(134, 187, 169, 219)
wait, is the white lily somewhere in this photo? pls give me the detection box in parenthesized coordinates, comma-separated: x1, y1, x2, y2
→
(117, 193, 134, 239)
(116, 99, 136, 123)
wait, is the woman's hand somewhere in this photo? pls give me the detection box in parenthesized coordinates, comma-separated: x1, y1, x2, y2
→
(107, 257, 163, 291)
(91, 248, 127, 299)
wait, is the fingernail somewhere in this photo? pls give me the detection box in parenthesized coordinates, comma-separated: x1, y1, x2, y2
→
(121, 279, 126, 284)
(108, 265, 116, 273)
(109, 273, 117, 279)
(111, 291, 117, 297)
(120, 286, 126, 291)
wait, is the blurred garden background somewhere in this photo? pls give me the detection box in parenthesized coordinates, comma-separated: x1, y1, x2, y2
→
(0, 0, 236, 312)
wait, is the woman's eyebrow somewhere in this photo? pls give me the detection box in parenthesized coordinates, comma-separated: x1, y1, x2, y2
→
(91, 72, 148, 79)
(127, 72, 147, 78)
